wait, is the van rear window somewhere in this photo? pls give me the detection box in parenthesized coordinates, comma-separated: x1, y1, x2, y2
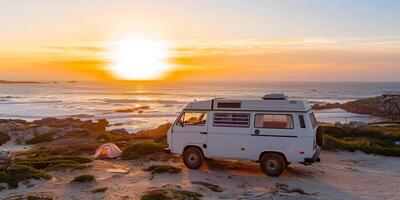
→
(213, 113, 249, 127)
(217, 102, 241, 108)
(299, 115, 306, 128)
(309, 112, 318, 129)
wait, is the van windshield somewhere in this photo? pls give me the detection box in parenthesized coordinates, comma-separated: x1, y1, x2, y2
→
(309, 112, 318, 129)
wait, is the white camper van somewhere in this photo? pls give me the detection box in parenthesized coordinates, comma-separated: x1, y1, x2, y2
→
(166, 93, 323, 177)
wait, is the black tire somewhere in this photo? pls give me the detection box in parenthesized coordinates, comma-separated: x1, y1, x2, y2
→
(316, 126, 325, 147)
(183, 147, 204, 169)
(260, 153, 286, 177)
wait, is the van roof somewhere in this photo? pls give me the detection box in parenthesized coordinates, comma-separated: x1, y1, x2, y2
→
(184, 98, 311, 112)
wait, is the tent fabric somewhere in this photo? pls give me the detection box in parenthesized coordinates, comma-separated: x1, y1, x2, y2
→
(94, 143, 122, 159)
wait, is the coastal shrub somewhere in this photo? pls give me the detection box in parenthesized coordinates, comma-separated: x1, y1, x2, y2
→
(91, 187, 108, 193)
(147, 165, 182, 174)
(0, 132, 11, 145)
(71, 174, 95, 183)
(0, 165, 51, 188)
(25, 133, 54, 144)
(121, 142, 164, 160)
(325, 135, 400, 157)
(96, 132, 131, 143)
(141, 188, 202, 200)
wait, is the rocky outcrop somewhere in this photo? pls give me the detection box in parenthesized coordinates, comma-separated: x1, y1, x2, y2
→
(0, 118, 110, 145)
(313, 94, 400, 119)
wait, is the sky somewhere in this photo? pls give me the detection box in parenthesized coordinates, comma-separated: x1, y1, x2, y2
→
(1, 0, 400, 81)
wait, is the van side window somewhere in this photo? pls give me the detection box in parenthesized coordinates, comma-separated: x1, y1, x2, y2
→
(299, 115, 306, 128)
(213, 113, 250, 127)
(255, 114, 293, 129)
(177, 112, 207, 126)
(309, 112, 318, 129)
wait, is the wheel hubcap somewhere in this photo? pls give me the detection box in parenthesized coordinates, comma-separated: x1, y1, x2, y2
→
(188, 153, 198, 164)
(266, 159, 278, 171)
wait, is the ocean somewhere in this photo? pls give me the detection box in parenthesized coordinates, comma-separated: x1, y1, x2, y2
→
(0, 81, 398, 132)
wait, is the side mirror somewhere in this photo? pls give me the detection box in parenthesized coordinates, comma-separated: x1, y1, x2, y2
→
(177, 120, 184, 127)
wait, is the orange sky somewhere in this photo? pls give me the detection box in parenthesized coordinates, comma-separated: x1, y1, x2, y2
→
(1, 1, 400, 82)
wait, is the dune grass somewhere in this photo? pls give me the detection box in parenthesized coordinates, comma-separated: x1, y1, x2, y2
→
(0, 165, 51, 188)
(147, 165, 182, 174)
(14, 155, 92, 171)
(121, 142, 164, 160)
(323, 126, 400, 157)
(71, 174, 95, 183)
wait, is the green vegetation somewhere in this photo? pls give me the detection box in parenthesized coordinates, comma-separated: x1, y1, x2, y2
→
(0, 165, 51, 188)
(95, 132, 131, 143)
(71, 174, 95, 183)
(25, 133, 54, 144)
(14, 155, 92, 171)
(147, 165, 182, 174)
(17, 143, 97, 157)
(0, 132, 10, 145)
(91, 187, 108, 193)
(324, 125, 400, 157)
(141, 188, 202, 200)
(121, 142, 164, 160)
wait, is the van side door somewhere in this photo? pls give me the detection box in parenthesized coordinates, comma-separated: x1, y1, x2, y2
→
(250, 113, 298, 161)
(207, 112, 253, 159)
(171, 111, 208, 154)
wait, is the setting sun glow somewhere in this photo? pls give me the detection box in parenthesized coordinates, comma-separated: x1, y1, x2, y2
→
(107, 39, 172, 80)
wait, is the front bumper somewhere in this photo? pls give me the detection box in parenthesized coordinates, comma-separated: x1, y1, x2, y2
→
(304, 146, 321, 164)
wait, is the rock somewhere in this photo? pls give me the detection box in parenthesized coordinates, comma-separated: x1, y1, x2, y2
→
(109, 129, 130, 135)
(35, 126, 52, 135)
(23, 132, 35, 141)
(313, 94, 400, 120)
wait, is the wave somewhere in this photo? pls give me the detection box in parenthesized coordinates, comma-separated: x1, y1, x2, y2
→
(100, 113, 178, 119)
(0, 100, 63, 105)
(102, 98, 187, 105)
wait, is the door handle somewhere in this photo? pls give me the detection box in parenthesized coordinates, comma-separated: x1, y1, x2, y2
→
(200, 132, 208, 135)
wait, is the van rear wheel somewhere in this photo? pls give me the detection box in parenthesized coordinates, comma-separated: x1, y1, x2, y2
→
(260, 153, 285, 177)
(183, 147, 204, 169)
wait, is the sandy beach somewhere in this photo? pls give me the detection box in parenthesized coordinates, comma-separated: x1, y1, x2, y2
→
(1, 150, 399, 200)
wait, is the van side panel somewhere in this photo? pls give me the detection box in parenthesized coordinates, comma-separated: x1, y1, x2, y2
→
(207, 111, 253, 159)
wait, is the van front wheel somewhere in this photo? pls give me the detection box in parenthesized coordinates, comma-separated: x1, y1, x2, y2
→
(183, 147, 204, 169)
(260, 153, 285, 177)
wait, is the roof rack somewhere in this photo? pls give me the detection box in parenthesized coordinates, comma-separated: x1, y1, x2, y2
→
(262, 93, 288, 100)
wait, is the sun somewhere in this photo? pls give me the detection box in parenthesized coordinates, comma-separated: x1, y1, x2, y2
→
(107, 38, 172, 80)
